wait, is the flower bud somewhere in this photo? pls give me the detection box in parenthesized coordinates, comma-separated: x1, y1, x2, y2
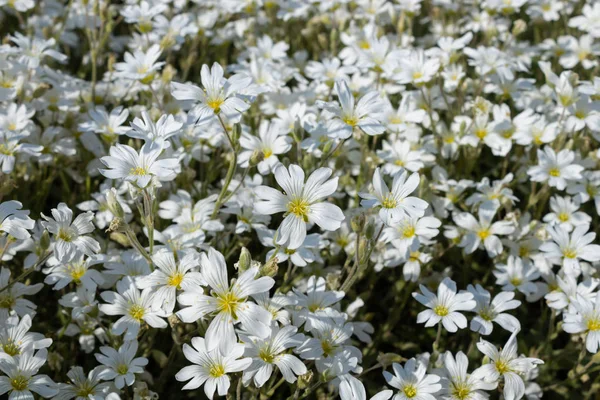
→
(106, 188, 125, 219)
(259, 257, 279, 277)
(351, 214, 365, 233)
(377, 353, 405, 367)
(236, 247, 252, 272)
(232, 123, 242, 143)
(326, 272, 341, 290)
(249, 150, 265, 167)
(297, 370, 313, 389)
(40, 230, 51, 251)
(365, 220, 376, 240)
(512, 19, 527, 37)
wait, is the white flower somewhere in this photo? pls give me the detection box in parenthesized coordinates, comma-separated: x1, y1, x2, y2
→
(78, 106, 130, 142)
(0, 314, 52, 357)
(99, 277, 167, 341)
(176, 248, 274, 352)
(136, 250, 203, 314)
(42, 254, 104, 291)
(0, 267, 43, 321)
(543, 196, 591, 232)
(440, 351, 496, 400)
(382, 215, 441, 253)
(99, 141, 180, 188)
(375, 358, 442, 400)
(41, 203, 100, 263)
(545, 274, 599, 311)
(563, 292, 600, 353)
(176, 337, 251, 398)
(317, 79, 385, 139)
(289, 275, 345, 331)
(527, 146, 584, 190)
(55, 366, 111, 400)
(114, 44, 164, 83)
(171, 62, 252, 124)
(126, 111, 183, 145)
(394, 49, 441, 85)
(467, 284, 521, 335)
(95, 341, 148, 389)
(238, 120, 292, 175)
(453, 205, 514, 257)
(0, 200, 34, 240)
(412, 277, 476, 333)
(360, 168, 428, 225)
(254, 164, 344, 249)
(240, 324, 307, 387)
(540, 224, 600, 275)
(493, 256, 540, 295)
(0, 348, 58, 399)
(476, 331, 543, 400)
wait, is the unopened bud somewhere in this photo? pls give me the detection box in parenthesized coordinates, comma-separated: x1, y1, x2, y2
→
(365, 220, 375, 240)
(377, 353, 405, 367)
(326, 273, 341, 290)
(40, 230, 51, 251)
(107, 218, 127, 233)
(106, 188, 125, 219)
(232, 123, 242, 143)
(259, 257, 279, 277)
(512, 20, 527, 36)
(322, 140, 333, 154)
(236, 247, 252, 272)
(249, 150, 265, 167)
(351, 214, 365, 233)
(297, 370, 313, 389)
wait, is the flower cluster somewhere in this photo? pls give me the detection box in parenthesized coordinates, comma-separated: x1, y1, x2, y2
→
(1, 0, 600, 399)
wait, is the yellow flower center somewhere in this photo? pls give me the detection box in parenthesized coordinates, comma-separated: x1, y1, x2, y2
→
(412, 71, 424, 81)
(288, 198, 310, 221)
(3, 339, 20, 356)
(321, 340, 336, 357)
(475, 128, 487, 139)
(207, 99, 224, 112)
(495, 360, 511, 374)
(130, 166, 148, 176)
(563, 248, 577, 259)
(402, 225, 416, 239)
(0, 295, 15, 309)
(403, 384, 418, 398)
(69, 264, 86, 284)
(477, 229, 490, 239)
(216, 291, 242, 317)
(57, 228, 74, 242)
(263, 148, 273, 158)
(558, 213, 569, 222)
(587, 317, 600, 331)
(342, 115, 359, 127)
(518, 246, 530, 258)
(209, 364, 225, 378)
(10, 375, 28, 391)
(510, 277, 522, 286)
(451, 381, 471, 400)
(259, 348, 274, 363)
(381, 194, 397, 209)
(76, 384, 95, 397)
(129, 304, 145, 321)
(168, 273, 184, 289)
(116, 364, 129, 375)
(479, 307, 495, 321)
(434, 304, 449, 317)
(548, 167, 561, 177)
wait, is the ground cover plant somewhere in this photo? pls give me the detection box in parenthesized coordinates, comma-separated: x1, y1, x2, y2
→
(1, 0, 600, 399)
